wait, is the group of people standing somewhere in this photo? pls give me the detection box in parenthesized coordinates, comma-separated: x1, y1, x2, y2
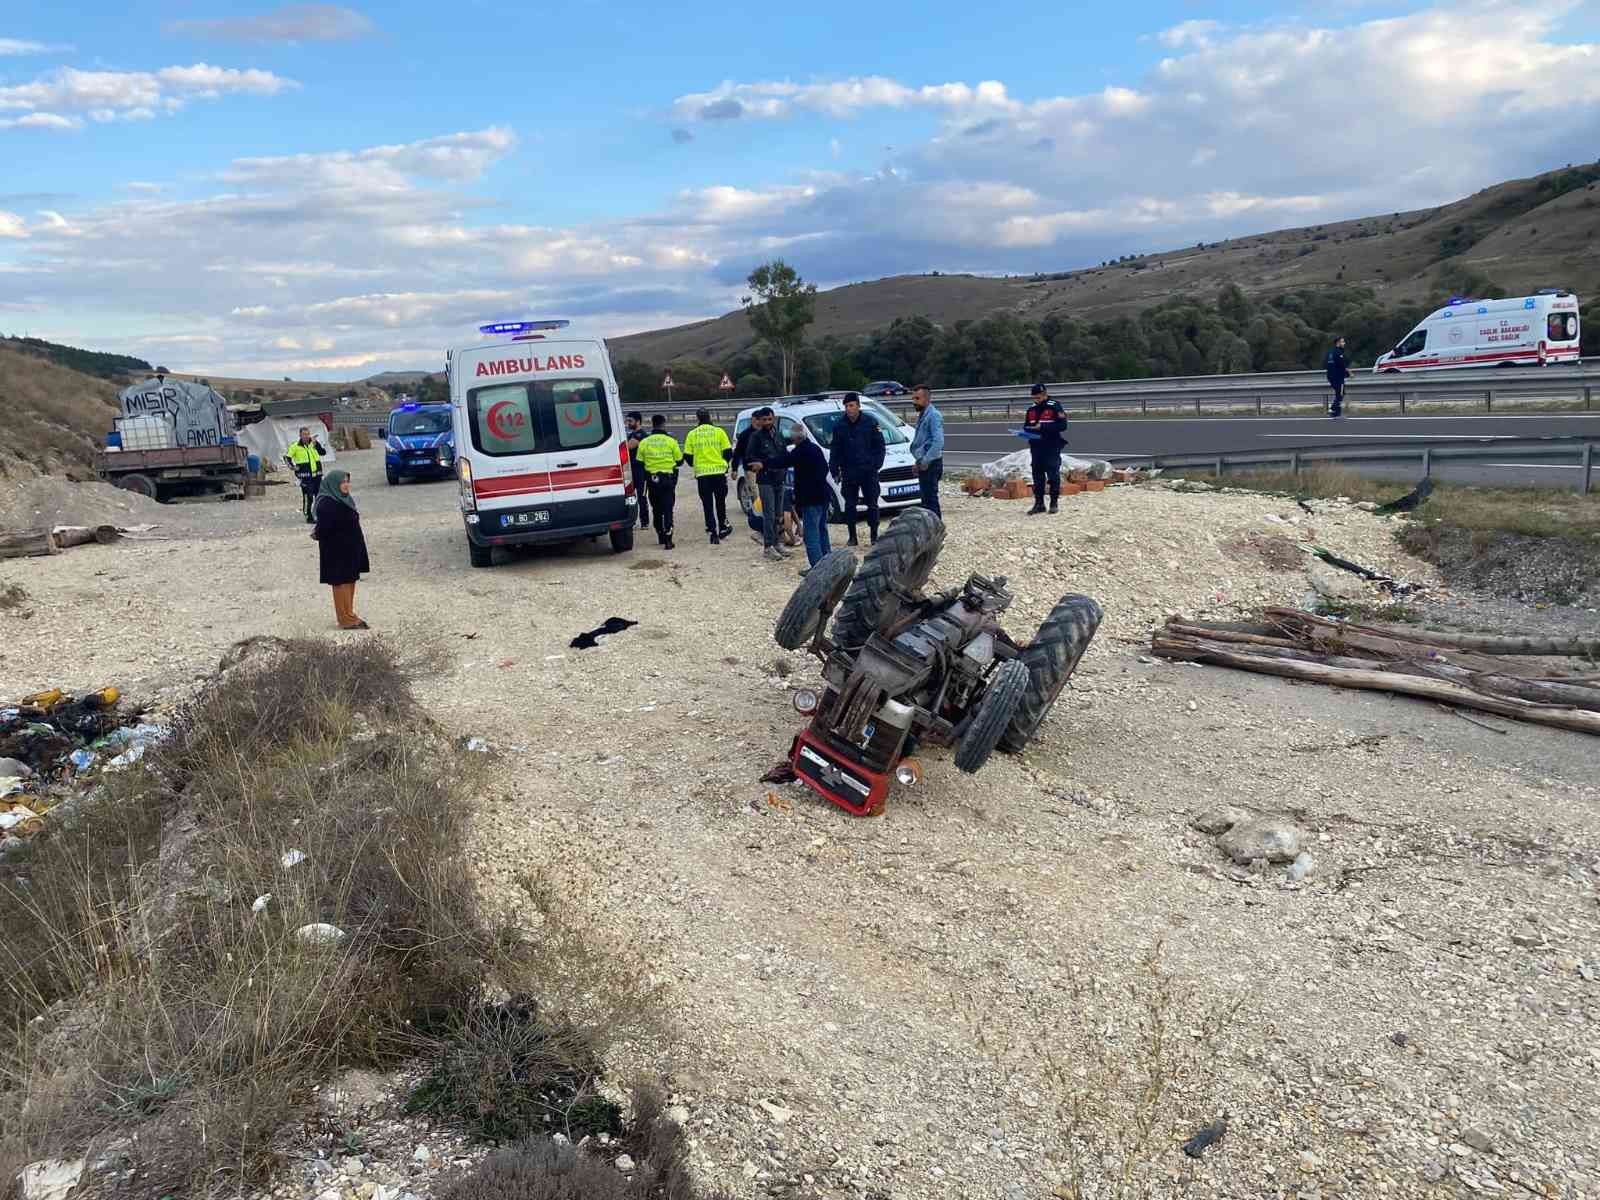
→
(625, 386, 947, 577)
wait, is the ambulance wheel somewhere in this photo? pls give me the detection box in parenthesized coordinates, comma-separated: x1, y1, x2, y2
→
(1000, 594, 1103, 754)
(829, 507, 945, 648)
(609, 524, 634, 554)
(116, 473, 157, 500)
(774, 549, 857, 650)
(468, 540, 493, 569)
(954, 659, 1029, 774)
(386, 469, 399, 485)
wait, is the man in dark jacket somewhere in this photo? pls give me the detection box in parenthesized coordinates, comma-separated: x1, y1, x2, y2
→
(1325, 337, 1350, 418)
(624, 411, 649, 528)
(1022, 383, 1068, 514)
(744, 409, 790, 561)
(829, 393, 886, 546)
(779, 423, 833, 573)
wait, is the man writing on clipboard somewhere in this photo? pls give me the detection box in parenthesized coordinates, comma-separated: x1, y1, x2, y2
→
(1021, 383, 1067, 515)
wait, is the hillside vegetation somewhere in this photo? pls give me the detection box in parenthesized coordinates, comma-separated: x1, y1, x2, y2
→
(0, 340, 126, 480)
(612, 161, 1600, 366)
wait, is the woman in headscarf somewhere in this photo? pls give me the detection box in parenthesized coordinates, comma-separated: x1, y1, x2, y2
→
(311, 469, 371, 630)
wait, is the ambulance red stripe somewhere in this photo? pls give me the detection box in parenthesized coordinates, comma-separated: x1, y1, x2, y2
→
(473, 464, 623, 500)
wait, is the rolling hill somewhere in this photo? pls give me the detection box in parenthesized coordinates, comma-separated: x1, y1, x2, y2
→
(610, 162, 1600, 365)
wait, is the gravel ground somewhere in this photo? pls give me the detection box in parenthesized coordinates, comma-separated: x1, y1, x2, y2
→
(3, 456, 1597, 1200)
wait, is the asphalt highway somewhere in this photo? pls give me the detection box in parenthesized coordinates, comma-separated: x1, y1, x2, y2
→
(936, 412, 1600, 489)
(645, 410, 1600, 490)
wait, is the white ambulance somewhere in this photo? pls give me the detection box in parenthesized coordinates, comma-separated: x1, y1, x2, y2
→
(1373, 290, 1581, 373)
(447, 321, 635, 568)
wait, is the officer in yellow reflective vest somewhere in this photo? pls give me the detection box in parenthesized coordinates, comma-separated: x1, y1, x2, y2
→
(682, 408, 733, 544)
(636, 414, 684, 550)
(284, 427, 327, 523)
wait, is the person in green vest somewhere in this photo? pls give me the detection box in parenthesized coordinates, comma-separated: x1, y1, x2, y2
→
(284, 426, 327, 523)
(636, 414, 684, 550)
(682, 408, 734, 544)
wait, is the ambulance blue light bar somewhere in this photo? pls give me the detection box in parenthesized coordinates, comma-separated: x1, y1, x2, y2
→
(479, 320, 570, 336)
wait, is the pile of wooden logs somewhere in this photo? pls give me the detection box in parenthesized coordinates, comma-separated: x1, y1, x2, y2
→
(1153, 608, 1600, 736)
(0, 524, 160, 560)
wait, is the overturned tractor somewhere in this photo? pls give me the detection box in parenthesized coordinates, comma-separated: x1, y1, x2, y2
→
(773, 508, 1102, 816)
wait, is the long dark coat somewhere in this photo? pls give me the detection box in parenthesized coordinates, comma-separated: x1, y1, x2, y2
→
(314, 496, 370, 585)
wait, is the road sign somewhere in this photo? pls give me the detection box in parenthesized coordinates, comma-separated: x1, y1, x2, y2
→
(719, 373, 735, 393)
(662, 371, 675, 389)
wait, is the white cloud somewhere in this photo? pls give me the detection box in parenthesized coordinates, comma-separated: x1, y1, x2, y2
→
(673, 76, 1022, 122)
(0, 211, 27, 238)
(0, 38, 73, 56)
(0, 63, 295, 130)
(226, 126, 516, 186)
(1154, 20, 1222, 49)
(166, 5, 377, 43)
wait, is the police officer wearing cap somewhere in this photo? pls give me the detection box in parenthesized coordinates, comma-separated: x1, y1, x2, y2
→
(1022, 383, 1068, 515)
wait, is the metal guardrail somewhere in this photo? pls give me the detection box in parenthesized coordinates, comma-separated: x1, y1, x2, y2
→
(1120, 434, 1597, 494)
(631, 359, 1600, 424)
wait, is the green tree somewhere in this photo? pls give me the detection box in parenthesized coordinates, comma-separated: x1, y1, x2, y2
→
(735, 372, 775, 397)
(613, 358, 660, 406)
(417, 374, 448, 403)
(742, 259, 817, 394)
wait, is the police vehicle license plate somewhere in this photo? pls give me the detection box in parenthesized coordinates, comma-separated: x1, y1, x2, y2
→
(889, 484, 920, 498)
(502, 511, 550, 527)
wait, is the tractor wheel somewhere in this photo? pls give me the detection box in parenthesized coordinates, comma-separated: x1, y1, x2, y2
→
(954, 658, 1030, 774)
(116, 473, 157, 500)
(774, 549, 857, 650)
(829, 507, 945, 648)
(1000, 594, 1103, 753)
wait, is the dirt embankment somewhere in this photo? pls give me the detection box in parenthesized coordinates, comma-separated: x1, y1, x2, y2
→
(0, 343, 127, 481)
(2, 462, 1597, 1200)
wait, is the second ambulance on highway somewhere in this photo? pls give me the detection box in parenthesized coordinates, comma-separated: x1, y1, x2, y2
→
(447, 320, 635, 569)
(1374, 290, 1581, 373)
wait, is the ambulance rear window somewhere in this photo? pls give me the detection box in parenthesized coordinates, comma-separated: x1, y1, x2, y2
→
(467, 379, 612, 457)
(1548, 312, 1579, 342)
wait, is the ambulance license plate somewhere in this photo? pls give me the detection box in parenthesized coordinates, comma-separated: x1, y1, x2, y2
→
(502, 511, 550, 527)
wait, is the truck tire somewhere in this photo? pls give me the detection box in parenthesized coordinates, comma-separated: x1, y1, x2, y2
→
(609, 524, 635, 554)
(1000, 594, 1103, 753)
(116, 473, 157, 500)
(954, 659, 1029, 774)
(386, 469, 399, 485)
(468, 540, 493, 569)
(774, 549, 857, 650)
(829, 507, 945, 648)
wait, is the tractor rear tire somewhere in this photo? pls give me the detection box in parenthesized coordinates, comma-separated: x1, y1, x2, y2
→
(829, 507, 945, 647)
(954, 658, 1029, 774)
(1000, 594, 1103, 753)
(774, 549, 857, 650)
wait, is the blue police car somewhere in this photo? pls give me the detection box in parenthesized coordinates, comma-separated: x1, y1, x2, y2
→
(384, 400, 455, 485)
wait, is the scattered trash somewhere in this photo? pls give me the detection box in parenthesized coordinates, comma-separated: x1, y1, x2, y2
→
(18, 1157, 85, 1200)
(497, 659, 517, 669)
(1311, 546, 1426, 598)
(252, 893, 273, 914)
(1181, 1117, 1228, 1158)
(1286, 850, 1317, 883)
(280, 848, 307, 869)
(464, 737, 490, 753)
(614, 1154, 636, 1173)
(760, 761, 798, 785)
(765, 791, 791, 813)
(570, 616, 639, 650)
(0, 756, 32, 778)
(294, 923, 348, 947)
(0, 805, 39, 832)
(67, 748, 96, 772)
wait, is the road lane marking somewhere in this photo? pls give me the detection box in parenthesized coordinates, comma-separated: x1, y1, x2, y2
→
(1259, 433, 1521, 440)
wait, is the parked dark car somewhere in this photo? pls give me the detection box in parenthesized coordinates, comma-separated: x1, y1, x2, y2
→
(862, 381, 910, 397)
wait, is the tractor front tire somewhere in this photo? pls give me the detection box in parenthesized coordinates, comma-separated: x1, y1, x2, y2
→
(829, 507, 945, 648)
(954, 658, 1030, 774)
(774, 549, 858, 650)
(1000, 594, 1103, 753)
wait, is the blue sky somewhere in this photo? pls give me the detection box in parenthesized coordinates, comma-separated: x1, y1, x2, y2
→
(3, 0, 1598, 378)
